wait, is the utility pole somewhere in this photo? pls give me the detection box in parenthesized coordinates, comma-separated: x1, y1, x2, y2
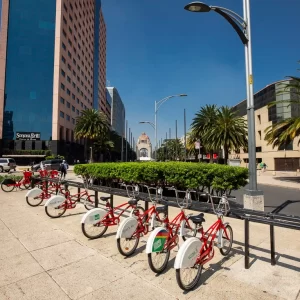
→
(125, 121, 128, 162)
(184, 109, 187, 162)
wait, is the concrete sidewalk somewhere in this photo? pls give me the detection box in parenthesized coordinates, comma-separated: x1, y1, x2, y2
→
(0, 188, 299, 299)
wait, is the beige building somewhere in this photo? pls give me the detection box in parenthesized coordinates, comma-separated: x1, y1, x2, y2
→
(0, 0, 107, 162)
(136, 133, 152, 160)
(231, 80, 300, 171)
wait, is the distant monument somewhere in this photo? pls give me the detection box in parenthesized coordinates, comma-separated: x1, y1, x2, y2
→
(136, 132, 152, 160)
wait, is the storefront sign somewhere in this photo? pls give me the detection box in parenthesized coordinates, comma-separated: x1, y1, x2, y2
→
(16, 132, 41, 140)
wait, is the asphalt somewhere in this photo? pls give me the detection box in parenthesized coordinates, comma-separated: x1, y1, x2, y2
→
(232, 184, 300, 217)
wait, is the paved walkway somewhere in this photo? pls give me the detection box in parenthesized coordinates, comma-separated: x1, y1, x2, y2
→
(0, 187, 299, 299)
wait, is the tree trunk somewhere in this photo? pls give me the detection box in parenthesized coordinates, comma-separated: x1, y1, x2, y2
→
(224, 146, 229, 165)
(209, 150, 214, 163)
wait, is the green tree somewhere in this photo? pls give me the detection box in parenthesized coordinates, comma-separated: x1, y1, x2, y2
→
(74, 109, 111, 162)
(191, 104, 218, 163)
(264, 75, 300, 148)
(205, 106, 248, 163)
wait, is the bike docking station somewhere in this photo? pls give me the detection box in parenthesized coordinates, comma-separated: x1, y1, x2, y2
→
(29, 174, 300, 272)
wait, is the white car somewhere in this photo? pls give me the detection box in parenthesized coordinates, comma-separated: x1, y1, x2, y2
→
(0, 158, 17, 173)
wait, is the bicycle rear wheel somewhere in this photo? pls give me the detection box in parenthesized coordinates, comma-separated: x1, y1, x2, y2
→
(148, 249, 170, 274)
(117, 234, 140, 257)
(176, 264, 203, 291)
(19, 182, 31, 190)
(84, 194, 95, 210)
(1, 183, 15, 192)
(219, 224, 233, 256)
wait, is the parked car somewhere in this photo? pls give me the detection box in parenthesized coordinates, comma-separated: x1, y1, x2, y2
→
(31, 159, 63, 172)
(0, 158, 17, 173)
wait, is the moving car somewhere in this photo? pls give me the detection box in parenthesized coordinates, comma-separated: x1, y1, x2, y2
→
(0, 158, 17, 173)
(31, 159, 63, 172)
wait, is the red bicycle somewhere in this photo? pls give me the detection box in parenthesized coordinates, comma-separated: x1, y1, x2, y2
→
(116, 185, 168, 257)
(146, 187, 198, 273)
(44, 177, 95, 218)
(81, 184, 145, 239)
(1, 170, 33, 192)
(174, 192, 234, 291)
(26, 176, 66, 207)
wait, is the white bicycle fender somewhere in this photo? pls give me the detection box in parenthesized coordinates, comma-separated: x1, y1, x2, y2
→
(174, 237, 202, 269)
(25, 188, 42, 198)
(116, 217, 138, 239)
(81, 208, 108, 224)
(44, 195, 65, 207)
(180, 220, 186, 237)
(146, 227, 168, 254)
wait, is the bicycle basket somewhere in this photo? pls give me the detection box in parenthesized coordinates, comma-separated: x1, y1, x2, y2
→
(2, 178, 16, 185)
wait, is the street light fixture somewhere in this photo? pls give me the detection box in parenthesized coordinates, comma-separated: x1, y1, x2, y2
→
(184, 1, 263, 209)
(155, 94, 187, 161)
(139, 121, 155, 130)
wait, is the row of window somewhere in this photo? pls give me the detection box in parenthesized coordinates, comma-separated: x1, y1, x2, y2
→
(60, 96, 87, 111)
(60, 110, 76, 124)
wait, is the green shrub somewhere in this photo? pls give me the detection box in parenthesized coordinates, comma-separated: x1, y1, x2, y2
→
(74, 162, 248, 193)
(0, 175, 23, 183)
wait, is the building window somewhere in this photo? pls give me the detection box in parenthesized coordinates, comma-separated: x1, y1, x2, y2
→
(81, 102, 83, 108)
(68, 51, 71, 58)
(72, 93, 75, 100)
(62, 56, 66, 63)
(76, 109, 79, 115)
(62, 29, 67, 37)
(72, 105, 75, 112)
(66, 114, 70, 121)
(61, 83, 65, 90)
(62, 42, 66, 50)
(67, 89, 71, 95)
(63, 16, 67, 24)
(68, 64, 71, 71)
(257, 114, 261, 124)
(60, 111, 65, 118)
(72, 82, 76, 88)
(63, 3, 68, 11)
(61, 69, 65, 77)
(67, 76, 71, 83)
(67, 101, 71, 108)
(258, 130, 261, 140)
(60, 97, 65, 104)
(279, 143, 293, 151)
(256, 147, 262, 152)
(72, 118, 75, 124)
(76, 98, 79, 104)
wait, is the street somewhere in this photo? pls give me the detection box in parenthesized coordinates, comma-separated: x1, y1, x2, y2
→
(232, 184, 300, 217)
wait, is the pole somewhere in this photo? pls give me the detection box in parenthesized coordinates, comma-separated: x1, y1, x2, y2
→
(244, 0, 260, 196)
(199, 140, 201, 162)
(169, 128, 171, 139)
(166, 132, 168, 160)
(125, 121, 128, 162)
(175, 120, 178, 160)
(154, 101, 157, 160)
(184, 109, 187, 162)
(121, 122, 124, 162)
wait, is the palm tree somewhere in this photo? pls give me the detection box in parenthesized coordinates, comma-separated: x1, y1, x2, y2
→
(74, 109, 110, 162)
(191, 104, 218, 163)
(205, 106, 248, 163)
(264, 75, 300, 148)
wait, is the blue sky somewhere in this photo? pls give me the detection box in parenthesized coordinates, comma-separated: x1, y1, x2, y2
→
(102, 0, 300, 146)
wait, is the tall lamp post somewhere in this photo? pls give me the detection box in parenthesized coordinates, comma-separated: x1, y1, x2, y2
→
(155, 94, 187, 160)
(184, 1, 263, 209)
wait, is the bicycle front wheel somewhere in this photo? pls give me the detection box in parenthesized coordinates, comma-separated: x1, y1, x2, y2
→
(219, 224, 233, 256)
(117, 234, 140, 257)
(45, 203, 67, 218)
(81, 218, 108, 239)
(26, 195, 43, 207)
(176, 264, 203, 291)
(19, 182, 31, 190)
(1, 183, 15, 192)
(148, 249, 170, 274)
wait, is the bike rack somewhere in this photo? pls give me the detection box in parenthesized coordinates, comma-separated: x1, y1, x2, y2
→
(32, 176, 300, 270)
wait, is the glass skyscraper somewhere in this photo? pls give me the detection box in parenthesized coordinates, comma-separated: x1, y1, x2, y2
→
(0, 0, 107, 161)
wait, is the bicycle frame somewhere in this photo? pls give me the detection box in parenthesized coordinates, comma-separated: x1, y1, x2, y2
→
(96, 202, 139, 227)
(196, 217, 230, 265)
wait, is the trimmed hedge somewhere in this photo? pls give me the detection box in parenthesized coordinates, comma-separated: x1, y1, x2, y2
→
(74, 162, 248, 194)
(0, 175, 23, 183)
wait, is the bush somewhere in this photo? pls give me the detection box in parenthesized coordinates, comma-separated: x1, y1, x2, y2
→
(0, 175, 23, 183)
(74, 162, 248, 194)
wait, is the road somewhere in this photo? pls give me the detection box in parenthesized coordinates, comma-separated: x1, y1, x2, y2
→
(232, 183, 300, 217)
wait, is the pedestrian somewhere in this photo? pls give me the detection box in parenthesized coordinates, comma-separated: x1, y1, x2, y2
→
(263, 162, 267, 172)
(259, 162, 264, 171)
(60, 160, 69, 179)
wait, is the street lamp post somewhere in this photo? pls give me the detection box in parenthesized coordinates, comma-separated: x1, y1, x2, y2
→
(155, 94, 187, 161)
(184, 1, 263, 210)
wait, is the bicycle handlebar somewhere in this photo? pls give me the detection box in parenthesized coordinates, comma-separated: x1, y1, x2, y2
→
(143, 185, 163, 203)
(168, 186, 195, 209)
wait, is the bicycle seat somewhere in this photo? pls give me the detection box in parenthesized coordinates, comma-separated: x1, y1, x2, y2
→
(128, 199, 139, 205)
(156, 204, 168, 215)
(189, 213, 205, 224)
(100, 196, 110, 202)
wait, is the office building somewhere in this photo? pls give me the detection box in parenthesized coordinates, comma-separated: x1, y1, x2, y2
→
(231, 80, 300, 171)
(0, 0, 107, 161)
(106, 87, 125, 137)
